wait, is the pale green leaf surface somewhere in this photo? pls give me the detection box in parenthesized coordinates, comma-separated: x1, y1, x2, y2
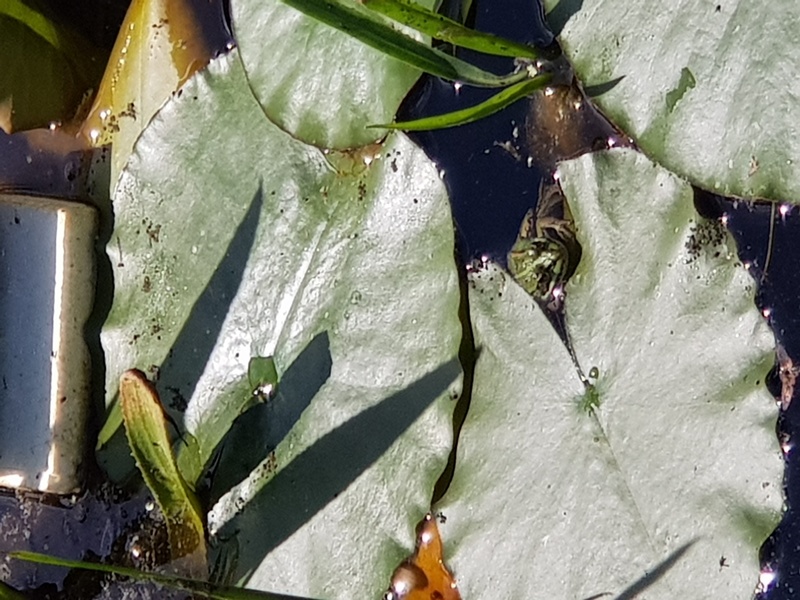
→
(542, 0, 800, 201)
(438, 149, 782, 599)
(231, 0, 437, 149)
(102, 49, 462, 598)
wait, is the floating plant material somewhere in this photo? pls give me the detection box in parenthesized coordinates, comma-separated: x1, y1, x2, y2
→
(248, 355, 279, 402)
(778, 344, 799, 411)
(386, 513, 460, 600)
(120, 369, 207, 573)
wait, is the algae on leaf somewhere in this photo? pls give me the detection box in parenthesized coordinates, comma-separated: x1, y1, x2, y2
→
(438, 148, 782, 600)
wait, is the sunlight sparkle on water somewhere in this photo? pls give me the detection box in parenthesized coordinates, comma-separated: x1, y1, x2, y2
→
(758, 567, 777, 594)
(780, 433, 793, 455)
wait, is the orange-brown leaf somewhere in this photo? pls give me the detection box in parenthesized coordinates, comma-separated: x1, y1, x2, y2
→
(387, 513, 461, 600)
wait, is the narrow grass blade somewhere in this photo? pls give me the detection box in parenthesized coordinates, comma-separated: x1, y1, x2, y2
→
(373, 73, 551, 131)
(280, 0, 526, 87)
(120, 370, 206, 562)
(0, 581, 26, 600)
(363, 0, 541, 59)
(8, 551, 323, 600)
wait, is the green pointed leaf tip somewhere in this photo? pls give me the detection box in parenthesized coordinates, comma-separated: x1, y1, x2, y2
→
(362, 0, 540, 58)
(102, 49, 461, 598)
(232, 0, 525, 148)
(543, 0, 800, 201)
(437, 148, 782, 599)
(248, 356, 279, 399)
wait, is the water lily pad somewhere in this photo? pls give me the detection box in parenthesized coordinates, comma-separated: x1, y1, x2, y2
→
(231, 0, 437, 149)
(101, 49, 462, 597)
(543, 0, 800, 201)
(437, 148, 782, 599)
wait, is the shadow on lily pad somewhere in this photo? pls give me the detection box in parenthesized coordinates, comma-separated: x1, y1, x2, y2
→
(217, 358, 461, 581)
(203, 331, 333, 507)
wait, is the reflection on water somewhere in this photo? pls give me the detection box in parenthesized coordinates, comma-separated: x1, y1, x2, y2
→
(0, 484, 176, 596)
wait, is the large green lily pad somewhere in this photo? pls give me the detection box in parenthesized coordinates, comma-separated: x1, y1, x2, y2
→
(437, 148, 782, 599)
(232, 0, 436, 149)
(543, 0, 800, 202)
(101, 49, 462, 598)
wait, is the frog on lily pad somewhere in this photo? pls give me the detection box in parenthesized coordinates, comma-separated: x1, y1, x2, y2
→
(506, 179, 598, 402)
(507, 179, 582, 311)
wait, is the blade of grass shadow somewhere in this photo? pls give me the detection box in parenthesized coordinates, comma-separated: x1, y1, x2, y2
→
(584, 76, 625, 98)
(217, 358, 462, 578)
(613, 540, 696, 600)
(545, 0, 584, 37)
(157, 184, 264, 418)
(204, 332, 333, 506)
(97, 183, 264, 451)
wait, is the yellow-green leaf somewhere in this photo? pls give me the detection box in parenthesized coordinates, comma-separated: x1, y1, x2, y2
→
(120, 369, 207, 567)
